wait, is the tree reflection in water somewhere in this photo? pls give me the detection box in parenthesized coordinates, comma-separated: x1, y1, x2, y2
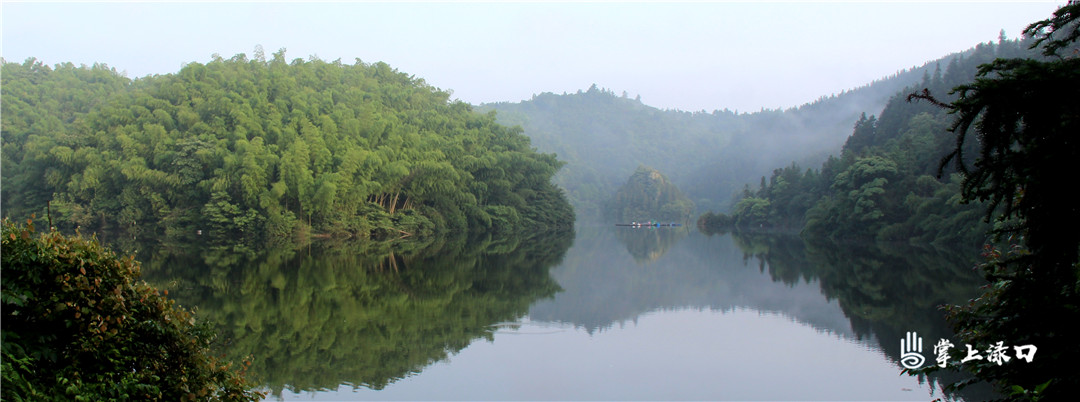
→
(137, 229, 573, 397)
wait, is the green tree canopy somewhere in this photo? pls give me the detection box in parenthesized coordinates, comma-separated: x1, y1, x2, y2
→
(1, 52, 573, 240)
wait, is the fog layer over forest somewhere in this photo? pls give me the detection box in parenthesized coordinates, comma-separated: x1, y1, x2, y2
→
(481, 44, 996, 220)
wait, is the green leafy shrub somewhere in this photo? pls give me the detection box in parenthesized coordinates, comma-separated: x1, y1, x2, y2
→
(1, 218, 262, 401)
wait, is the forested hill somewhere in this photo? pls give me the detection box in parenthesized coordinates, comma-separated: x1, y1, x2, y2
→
(608, 166, 695, 223)
(702, 36, 1050, 248)
(0, 52, 573, 240)
(479, 60, 938, 219)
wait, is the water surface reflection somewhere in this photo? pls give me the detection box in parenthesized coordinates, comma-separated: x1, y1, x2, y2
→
(140, 231, 572, 397)
(139, 225, 994, 400)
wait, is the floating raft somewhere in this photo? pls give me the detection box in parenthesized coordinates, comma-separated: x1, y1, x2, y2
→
(615, 222, 683, 227)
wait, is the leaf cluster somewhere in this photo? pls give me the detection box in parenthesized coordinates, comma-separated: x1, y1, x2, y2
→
(0, 218, 262, 401)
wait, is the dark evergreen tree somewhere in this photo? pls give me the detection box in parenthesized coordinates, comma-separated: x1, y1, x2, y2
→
(908, 2, 1080, 397)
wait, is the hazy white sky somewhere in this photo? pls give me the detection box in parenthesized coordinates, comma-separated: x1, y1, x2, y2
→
(1, 1, 1064, 112)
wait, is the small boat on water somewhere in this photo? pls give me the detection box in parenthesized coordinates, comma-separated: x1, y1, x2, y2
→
(615, 221, 683, 228)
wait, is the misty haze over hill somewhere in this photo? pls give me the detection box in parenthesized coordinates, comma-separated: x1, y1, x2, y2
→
(481, 46, 985, 219)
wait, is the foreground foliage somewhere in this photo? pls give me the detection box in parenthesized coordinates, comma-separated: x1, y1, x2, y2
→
(1, 218, 261, 401)
(905, 3, 1080, 398)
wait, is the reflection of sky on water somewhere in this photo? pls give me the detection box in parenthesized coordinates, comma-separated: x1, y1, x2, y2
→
(272, 226, 969, 401)
(281, 310, 937, 401)
(528, 227, 859, 339)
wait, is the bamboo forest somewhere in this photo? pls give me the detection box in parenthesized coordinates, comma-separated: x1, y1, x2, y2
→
(3, 2, 1078, 401)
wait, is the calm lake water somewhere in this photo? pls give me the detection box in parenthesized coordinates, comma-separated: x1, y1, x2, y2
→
(136, 225, 996, 401)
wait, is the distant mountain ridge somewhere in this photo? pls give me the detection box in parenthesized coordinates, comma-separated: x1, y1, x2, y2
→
(480, 42, 994, 219)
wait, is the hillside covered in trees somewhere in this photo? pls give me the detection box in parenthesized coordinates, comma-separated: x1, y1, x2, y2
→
(1, 50, 573, 241)
(607, 166, 694, 223)
(480, 64, 937, 220)
(699, 34, 1052, 248)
